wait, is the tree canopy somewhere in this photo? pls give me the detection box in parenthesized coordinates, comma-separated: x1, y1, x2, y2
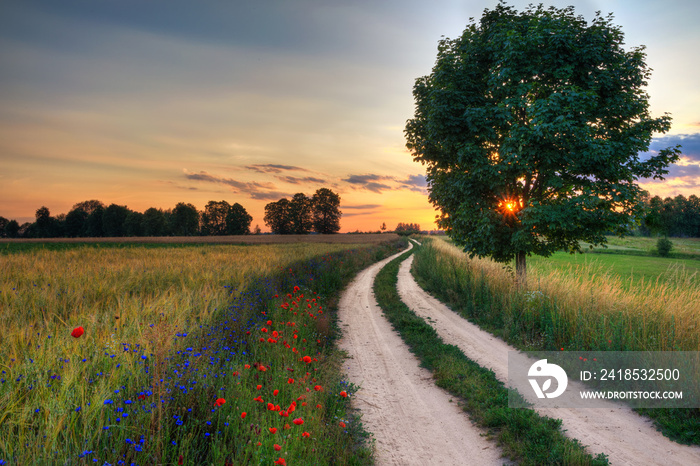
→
(405, 2, 681, 282)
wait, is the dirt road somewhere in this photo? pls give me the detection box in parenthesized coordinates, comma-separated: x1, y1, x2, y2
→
(397, 254, 700, 466)
(337, 243, 505, 465)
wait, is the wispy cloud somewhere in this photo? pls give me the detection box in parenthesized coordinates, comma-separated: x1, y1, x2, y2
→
(275, 175, 326, 185)
(246, 164, 310, 174)
(183, 170, 280, 199)
(342, 173, 427, 194)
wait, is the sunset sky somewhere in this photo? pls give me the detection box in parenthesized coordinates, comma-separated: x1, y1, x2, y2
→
(1, 0, 699, 232)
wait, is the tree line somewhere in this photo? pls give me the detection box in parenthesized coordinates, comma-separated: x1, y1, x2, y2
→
(0, 188, 341, 238)
(640, 194, 700, 237)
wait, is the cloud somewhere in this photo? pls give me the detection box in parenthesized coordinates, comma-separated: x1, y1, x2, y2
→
(646, 133, 700, 163)
(246, 164, 309, 174)
(249, 191, 291, 201)
(276, 175, 326, 185)
(396, 174, 428, 192)
(638, 133, 700, 197)
(183, 170, 279, 199)
(342, 173, 428, 194)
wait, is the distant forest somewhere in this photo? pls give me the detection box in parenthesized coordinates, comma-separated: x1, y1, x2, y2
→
(0, 188, 342, 238)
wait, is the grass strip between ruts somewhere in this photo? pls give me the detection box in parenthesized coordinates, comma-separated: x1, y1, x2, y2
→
(372, 247, 610, 466)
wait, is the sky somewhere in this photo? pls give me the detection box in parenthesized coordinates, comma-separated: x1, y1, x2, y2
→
(1, 0, 699, 232)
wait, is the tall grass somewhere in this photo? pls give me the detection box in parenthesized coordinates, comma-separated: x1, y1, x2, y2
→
(413, 237, 700, 352)
(412, 237, 700, 444)
(0, 240, 404, 464)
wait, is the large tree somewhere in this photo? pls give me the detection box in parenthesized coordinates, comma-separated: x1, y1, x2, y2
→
(264, 198, 292, 234)
(312, 188, 341, 234)
(289, 193, 314, 234)
(405, 3, 680, 283)
(171, 202, 200, 236)
(226, 202, 253, 235)
(201, 200, 231, 236)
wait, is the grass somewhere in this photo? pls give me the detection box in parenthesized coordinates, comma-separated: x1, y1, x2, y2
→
(527, 251, 700, 289)
(411, 236, 700, 445)
(0, 238, 406, 465)
(373, 247, 609, 465)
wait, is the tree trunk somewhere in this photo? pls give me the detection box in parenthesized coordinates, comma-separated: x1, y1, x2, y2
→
(516, 251, 527, 288)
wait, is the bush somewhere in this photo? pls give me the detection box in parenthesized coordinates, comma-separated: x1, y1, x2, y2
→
(656, 237, 673, 257)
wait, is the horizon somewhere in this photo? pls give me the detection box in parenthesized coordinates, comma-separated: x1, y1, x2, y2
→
(2, 0, 699, 232)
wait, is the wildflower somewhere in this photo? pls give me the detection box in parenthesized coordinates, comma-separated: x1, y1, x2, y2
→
(274, 458, 286, 466)
(339, 391, 347, 398)
(269, 427, 277, 434)
(314, 385, 322, 391)
(257, 384, 262, 390)
(293, 418, 304, 426)
(215, 398, 226, 407)
(274, 444, 282, 451)
(302, 431, 310, 438)
(273, 389, 279, 396)
(71, 326, 84, 338)
(178, 455, 184, 465)
(288, 378, 294, 384)
(303, 356, 312, 364)
(241, 412, 247, 419)
(339, 421, 346, 428)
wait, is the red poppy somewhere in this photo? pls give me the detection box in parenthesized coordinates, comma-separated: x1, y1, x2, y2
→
(178, 455, 184, 465)
(302, 431, 311, 438)
(71, 326, 84, 338)
(288, 378, 294, 384)
(339, 391, 347, 398)
(302, 355, 311, 364)
(215, 398, 225, 407)
(273, 389, 279, 396)
(138, 394, 147, 401)
(241, 412, 247, 419)
(293, 418, 304, 426)
(268, 403, 275, 411)
(314, 385, 322, 391)
(274, 458, 286, 465)
(274, 444, 282, 451)
(339, 421, 346, 428)
(257, 384, 262, 390)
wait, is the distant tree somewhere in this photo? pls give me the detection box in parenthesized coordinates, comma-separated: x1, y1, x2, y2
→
(4, 219, 19, 238)
(201, 200, 231, 236)
(102, 204, 130, 237)
(253, 224, 262, 235)
(35, 206, 59, 238)
(264, 199, 292, 234)
(142, 208, 168, 236)
(65, 207, 89, 237)
(0, 216, 8, 238)
(405, 3, 680, 284)
(312, 188, 341, 234)
(72, 200, 105, 215)
(226, 203, 253, 235)
(380, 222, 387, 232)
(124, 211, 144, 236)
(171, 202, 200, 236)
(289, 193, 313, 234)
(395, 223, 421, 236)
(18, 222, 34, 238)
(86, 205, 105, 237)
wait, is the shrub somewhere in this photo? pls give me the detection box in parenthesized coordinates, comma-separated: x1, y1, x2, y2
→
(657, 237, 673, 257)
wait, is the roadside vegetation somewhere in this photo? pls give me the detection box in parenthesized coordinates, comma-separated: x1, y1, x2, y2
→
(411, 236, 700, 445)
(373, 247, 609, 465)
(0, 238, 405, 465)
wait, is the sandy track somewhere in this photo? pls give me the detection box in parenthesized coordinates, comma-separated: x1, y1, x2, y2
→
(398, 254, 700, 466)
(337, 243, 505, 465)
